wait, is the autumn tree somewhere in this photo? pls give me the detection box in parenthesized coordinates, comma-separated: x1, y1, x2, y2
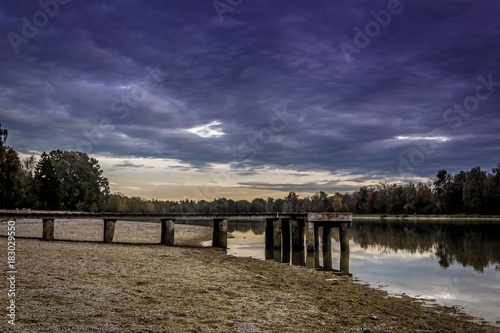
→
(250, 198, 266, 212)
(387, 186, 405, 214)
(34, 150, 109, 211)
(462, 166, 488, 213)
(332, 193, 347, 212)
(0, 122, 25, 208)
(487, 165, 500, 214)
(282, 191, 298, 212)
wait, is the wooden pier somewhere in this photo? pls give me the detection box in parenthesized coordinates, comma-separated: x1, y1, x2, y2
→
(0, 212, 351, 272)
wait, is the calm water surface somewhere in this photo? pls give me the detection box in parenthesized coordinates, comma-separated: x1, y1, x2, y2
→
(214, 219, 500, 326)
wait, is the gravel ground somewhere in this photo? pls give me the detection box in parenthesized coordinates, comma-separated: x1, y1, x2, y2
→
(1, 219, 499, 332)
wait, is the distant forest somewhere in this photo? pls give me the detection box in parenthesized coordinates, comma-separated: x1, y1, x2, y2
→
(1, 122, 500, 214)
(107, 165, 500, 215)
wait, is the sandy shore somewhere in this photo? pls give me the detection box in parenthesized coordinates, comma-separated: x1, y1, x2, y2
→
(1, 219, 498, 332)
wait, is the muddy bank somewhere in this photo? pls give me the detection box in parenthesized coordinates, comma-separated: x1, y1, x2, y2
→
(1, 220, 498, 332)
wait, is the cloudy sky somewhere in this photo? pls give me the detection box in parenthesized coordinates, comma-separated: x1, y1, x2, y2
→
(1, 0, 500, 200)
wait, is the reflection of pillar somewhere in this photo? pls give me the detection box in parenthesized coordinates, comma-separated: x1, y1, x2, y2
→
(273, 219, 282, 250)
(42, 219, 54, 240)
(323, 225, 332, 270)
(314, 223, 320, 268)
(103, 219, 116, 243)
(339, 222, 350, 274)
(212, 219, 228, 248)
(282, 218, 291, 252)
(265, 218, 275, 250)
(161, 219, 175, 246)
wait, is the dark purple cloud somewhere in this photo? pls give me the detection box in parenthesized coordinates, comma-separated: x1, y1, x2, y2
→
(1, 0, 500, 194)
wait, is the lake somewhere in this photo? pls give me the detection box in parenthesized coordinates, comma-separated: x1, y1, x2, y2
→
(188, 218, 500, 326)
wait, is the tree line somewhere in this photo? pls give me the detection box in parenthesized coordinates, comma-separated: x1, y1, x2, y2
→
(105, 165, 500, 215)
(1, 122, 499, 214)
(0, 122, 109, 211)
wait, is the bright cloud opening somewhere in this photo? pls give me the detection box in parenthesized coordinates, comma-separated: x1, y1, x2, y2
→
(396, 136, 449, 142)
(187, 121, 225, 138)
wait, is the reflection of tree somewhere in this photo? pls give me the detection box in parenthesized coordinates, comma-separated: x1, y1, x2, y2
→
(227, 221, 266, 235)
(350, 221, 500, 272)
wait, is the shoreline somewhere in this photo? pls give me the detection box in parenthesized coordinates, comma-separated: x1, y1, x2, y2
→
(1, 220, 499, 332)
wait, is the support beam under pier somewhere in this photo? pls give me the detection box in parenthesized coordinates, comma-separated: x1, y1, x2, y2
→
(273, 219, 282, 251)
(314, 223, 321, 268)
(264, 218, 276, 250)
(339, 222, 350, 274)
(212, 219, 228, 248)
(291, 218, 305, 250)
(282, 218, 291, 252)
(103, 219, 116, 243)
(42, 219, 54, 241)
(161, 219, 175, 246)
(322, 226, 333, 270)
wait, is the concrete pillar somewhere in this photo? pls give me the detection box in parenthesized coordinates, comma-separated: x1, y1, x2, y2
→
(282, 218, 291, 252)
(212, 219, 227, 248)
(42, 219, 54, 241)
(291, 218, 305, 250)
(291, 218, 305, 266)
(306, 221, 315, 252)
(161, 219, 175, 246)
(265, 248, 273, 260)
(292, 248, 306, 266)
(273, 249, 281, 262)
(306, 250, 315, 269)
(323, 225, 332, 270)
(340, 222, 350, 274)
(273, 219, 282, 250)
(314, 223, 321, 268)
(103, 219, 116, 243)
(282, 246, 290, 264)
(265, 218, 275, 250)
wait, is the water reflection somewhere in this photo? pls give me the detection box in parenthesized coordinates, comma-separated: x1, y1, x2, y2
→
(225, 219, 500, 326)
(350, 220, 500, 272)
(229, 226, 350, 275)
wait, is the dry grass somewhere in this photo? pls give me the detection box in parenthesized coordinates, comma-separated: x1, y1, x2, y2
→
(1, 220, 498, 332)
